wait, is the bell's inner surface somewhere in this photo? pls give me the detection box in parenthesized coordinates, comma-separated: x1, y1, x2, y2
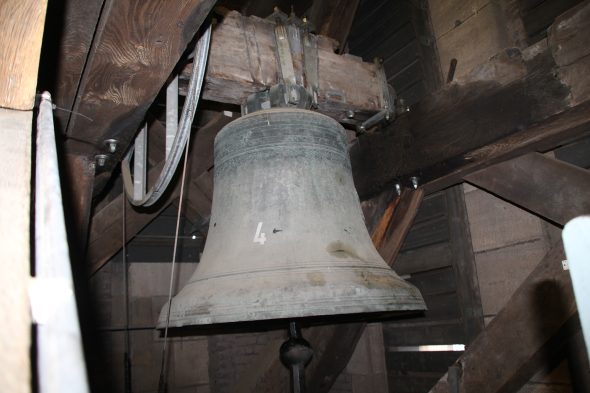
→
(158, 108, 425, 328)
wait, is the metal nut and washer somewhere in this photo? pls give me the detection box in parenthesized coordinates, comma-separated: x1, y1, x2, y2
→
(104, 139, 118, 153)
(95, 154, 109, 167)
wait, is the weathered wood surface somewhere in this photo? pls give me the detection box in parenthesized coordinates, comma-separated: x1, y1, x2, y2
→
(307, 0, 360, 52)
(428, 244, 576, 393)
(350, 1, 590, 199)
(0, 109, 34, 393)
(465, 153, 590, 226)
(232, 189, 424, 393)
(40, 0, 104, 132)
(62, 154, 96, 257)
(87, 113, 231, 274)
(65, 0, 216, 160)
(0, 0, 47, 109)
(446, 186, 484, 344)
(0, 1, 46, 391)
(180, 11, 383, 119)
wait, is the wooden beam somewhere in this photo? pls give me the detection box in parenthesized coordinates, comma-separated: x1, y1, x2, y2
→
(428, 243, 576, 393)
(39, 0, 104, 133)
(87, 161, 179, 275)
(0, 1, 47, 391)
(61, 154, 96, 258)
(350, 1, 590, 199)
(465, 153, 590, 226)
(86, 112, 231, 273)
(446, 186, 484, 343)
(64, 0, 216, 161)
(232, 189, 424, 393)
(181, 11, 384, 119)
(0, 109, 34, 393)
(0, 0, 47, 109)
(307, 0, 360, 52)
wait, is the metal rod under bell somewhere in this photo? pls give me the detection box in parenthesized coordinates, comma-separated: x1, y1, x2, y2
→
(280, 321, 313, 393)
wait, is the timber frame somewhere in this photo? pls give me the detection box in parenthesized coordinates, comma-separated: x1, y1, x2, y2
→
(85, 1, 590, 392)
(8, 0, 590, 392)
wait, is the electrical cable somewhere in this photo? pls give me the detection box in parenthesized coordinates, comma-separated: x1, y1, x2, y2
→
(156, 90, 194, 393)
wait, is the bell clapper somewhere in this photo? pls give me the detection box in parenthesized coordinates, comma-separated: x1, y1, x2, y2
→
(280, 321, 314, 393)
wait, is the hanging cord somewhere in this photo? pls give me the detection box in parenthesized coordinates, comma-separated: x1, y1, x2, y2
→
(122, 195, 132, 393)
(157, 125, 193, 393)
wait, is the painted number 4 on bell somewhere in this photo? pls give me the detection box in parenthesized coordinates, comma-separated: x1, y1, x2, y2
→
(253, 221, 267, 245)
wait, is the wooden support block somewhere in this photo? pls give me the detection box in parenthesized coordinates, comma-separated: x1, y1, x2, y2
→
(0, 0, 47, 109)
(465, 153, 590, 226)
(181, 11, 384, 119)
(428, 244, 575, 393)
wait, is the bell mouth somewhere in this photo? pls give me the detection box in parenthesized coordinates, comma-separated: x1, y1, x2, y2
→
(157, 264, 426, 329)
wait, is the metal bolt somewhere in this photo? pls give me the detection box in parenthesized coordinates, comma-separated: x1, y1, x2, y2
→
(394, 183, 402, 196)
(104, 138, 118, 153)
(410, 176, 419, 190)
(95, 154, 108, 167)
(346, 110, 355, 119)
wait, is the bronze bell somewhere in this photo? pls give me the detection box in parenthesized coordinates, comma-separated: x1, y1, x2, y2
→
(158, 108, 425, 328)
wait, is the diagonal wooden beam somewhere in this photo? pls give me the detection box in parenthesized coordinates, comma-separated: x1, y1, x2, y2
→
(428, 243, 576, 393)
(465, 152, 590, 226)
(233, 188, 424, 393)
(350, 1, 590, 198)
(39, 0, 104, 133)
(87, 160, 179, 275)
(64, 0, 216, 177)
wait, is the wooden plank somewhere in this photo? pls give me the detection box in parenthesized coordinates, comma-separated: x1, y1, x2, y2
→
(409, 0, 443, 93)
(0, 109, 33, 393)
(407, 267, 456, 297)
(428, 244, 576, 393)
(388, 374, 441, 393)
(395, 242, 453, 275)
(65, 0, 216, 160)
(383, 320, 465, 346)
(62, 154, 96, 257)
(446, 185, 484, 343)
(307, 0, 360, 52)
(400, 214, 449, 252)
(87, 163, 179, 275)
(39, 0, 104, 133)
(0, 0, 47, 109)
(380, 189, 425, 262)
(0, 2, 46, 391)
(350, 1, 590, 199)
(386, 351, 462, 374)
(180, 11, 384, 119)
(465, 153, 590, 226)
(464, 186, 545, 253)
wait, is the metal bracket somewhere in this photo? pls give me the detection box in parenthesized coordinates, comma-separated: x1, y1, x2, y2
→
(303, 25, 319, 108)
(357, 58, 396, 133)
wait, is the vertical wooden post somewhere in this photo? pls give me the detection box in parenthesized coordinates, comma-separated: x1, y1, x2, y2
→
(446, 185, 485, 344)
(0, 1, 48, 392)
(0, 109, 34, 393)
